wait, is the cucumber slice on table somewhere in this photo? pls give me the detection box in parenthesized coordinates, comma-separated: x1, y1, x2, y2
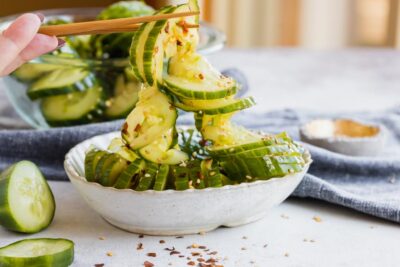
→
(104, 74, 141, 119)
(0, 238, 74, 267)
(41, 85, 105, 127)
(0, 161, 55, 233)
(27, 68, 94, 100)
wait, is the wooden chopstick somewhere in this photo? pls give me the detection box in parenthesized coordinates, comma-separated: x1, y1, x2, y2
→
(38, 11, 199, 37)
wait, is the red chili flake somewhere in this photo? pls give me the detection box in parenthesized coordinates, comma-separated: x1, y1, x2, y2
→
(179, 255, 185, 258)
(191, 252, 201, 256)
(144, 261, 154, 267)
(94, 264, 105, 267)
(176, 236, 184, 239)
(137, 243, 143, 250)
(154, 46, 159, 54)
(165, 247, 175, 251)
(177, 40, 183, 46)
(206, 258, 216, 263)
(197, 258, 205, 262)
(170, 251, 181, 256)
(177, 20, 189, 34)
(208, 251, 218, 255)
(187, 257, 191, 260)
(187, 261, 196, 266)
(165, 22, 170, 33)
(134, 124, 142, 132)
(199, 246, 207, 250)
(199, 139, 207, 147)
(147, 252, 157, 257)
(159, 240, 165, 244)
(122, 122, 128, 134)
(198, 73, 204, 80)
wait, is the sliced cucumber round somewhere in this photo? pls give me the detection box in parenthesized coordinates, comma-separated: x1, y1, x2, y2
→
(108, 137, 139, 162)
(177, 97, 256, 115)
(84, 149, 107, 182)
(114, 159, 145, 189)
(122, 86, 177, 149)
(104, 74, 141, 119)
(41, 85, 105, 127)
(12, 63, 65, 82)
(164, 53, 238, 100)
(142, 6, 177, 85)
(135, 162, 158, 191)
(0, 238, 74, 267)
(0, 161, 55, 233)
(28, 68, 94, 100)
(98, 154, 128, 187)
(130, 7, 172, 82)
(139, 128, 189, 164)
(153, 164, 169, 191)
(206, 132, 293, 156)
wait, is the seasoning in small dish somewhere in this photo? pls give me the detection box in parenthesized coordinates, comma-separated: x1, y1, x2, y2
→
(300, 119, 385, 156)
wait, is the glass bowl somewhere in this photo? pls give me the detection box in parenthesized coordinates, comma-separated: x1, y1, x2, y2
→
(0, 8, 225, 129)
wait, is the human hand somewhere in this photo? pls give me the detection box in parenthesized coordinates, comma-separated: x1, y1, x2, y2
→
(0, 13, 63, 77)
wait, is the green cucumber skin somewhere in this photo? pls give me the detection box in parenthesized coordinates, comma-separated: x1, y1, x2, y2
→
(0, 238, 74, 267)
(93, 153, 112, 183)
(98, 154, 127, 187)
(212, 144, 302, 160)
(163, 78, 238, 100)
(135, 163, 158, 191)
(130, 24, 147, 82)
(85, 150, 107, 182)
(142, 6, 176, 85)
(0, 161, 55, 234)
(27, 74, 95, 100)
(114, 159, 145, 189)
(175, 97, 256, 115)
(42, 86, 106, 127)
(206, 132, 293, 156)
(171, 166, 190, 190)
(153, 164, 169, 191)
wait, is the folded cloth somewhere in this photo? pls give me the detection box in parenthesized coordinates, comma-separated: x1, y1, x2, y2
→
(1, 68, 400, 223)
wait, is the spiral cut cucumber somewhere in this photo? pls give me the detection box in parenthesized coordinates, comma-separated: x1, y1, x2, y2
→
(84, 0, 307, 191)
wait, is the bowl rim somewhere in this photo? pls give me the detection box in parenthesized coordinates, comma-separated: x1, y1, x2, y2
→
(64, 131, 312, 195)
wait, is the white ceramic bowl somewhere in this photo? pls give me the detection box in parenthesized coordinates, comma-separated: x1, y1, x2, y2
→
(64, 132, 311, 236)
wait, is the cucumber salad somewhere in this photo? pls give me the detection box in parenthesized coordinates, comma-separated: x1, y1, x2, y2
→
(84, 0, 307, 191)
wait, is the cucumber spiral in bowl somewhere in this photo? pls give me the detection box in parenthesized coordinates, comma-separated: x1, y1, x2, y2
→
(83, 0, 308, 191)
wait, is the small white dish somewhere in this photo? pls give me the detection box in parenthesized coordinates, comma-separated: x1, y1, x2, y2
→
(300, 119, 385, 156)
(64, 131, 311, 236)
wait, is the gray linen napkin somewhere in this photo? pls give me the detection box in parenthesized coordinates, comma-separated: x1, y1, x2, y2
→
(1, 69, 400, 223)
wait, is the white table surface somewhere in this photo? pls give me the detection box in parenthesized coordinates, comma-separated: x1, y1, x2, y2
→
(1, 49, 400, 266)
(1, 181, 398, 267)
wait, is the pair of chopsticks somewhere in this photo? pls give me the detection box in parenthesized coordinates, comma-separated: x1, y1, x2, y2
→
(38, 11, 200, 37)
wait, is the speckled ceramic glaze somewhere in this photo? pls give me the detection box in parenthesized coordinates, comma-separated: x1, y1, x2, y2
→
(64, 132, 311, 236)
